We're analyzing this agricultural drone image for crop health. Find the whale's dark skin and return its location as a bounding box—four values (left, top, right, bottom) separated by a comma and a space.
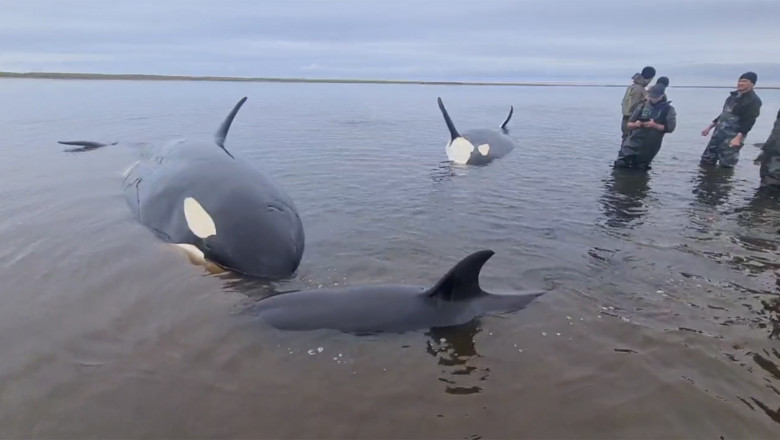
437, 97, 518, 166
251, 250, 547, 335
57, 97, 305, 280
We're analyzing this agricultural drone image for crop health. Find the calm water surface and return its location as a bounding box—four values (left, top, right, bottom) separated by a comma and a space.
0, 79, 778, 439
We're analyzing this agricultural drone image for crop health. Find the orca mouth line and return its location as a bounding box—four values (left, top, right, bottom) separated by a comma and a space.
205, 255, 297, 281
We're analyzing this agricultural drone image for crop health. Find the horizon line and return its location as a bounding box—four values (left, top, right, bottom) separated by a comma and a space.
1, 70, 778, 90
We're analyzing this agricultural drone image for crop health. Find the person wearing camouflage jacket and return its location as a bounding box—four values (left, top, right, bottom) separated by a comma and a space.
753, 107, 780, 188
700, 72, 762, 168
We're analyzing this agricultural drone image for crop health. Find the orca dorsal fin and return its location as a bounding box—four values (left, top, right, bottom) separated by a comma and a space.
214, 96, 247, 159
425, 250, 495, 301
437, 97, 460, 141
500, 105, 513, 131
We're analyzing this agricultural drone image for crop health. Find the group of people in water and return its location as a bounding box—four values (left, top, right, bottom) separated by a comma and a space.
614, 65, 780, 189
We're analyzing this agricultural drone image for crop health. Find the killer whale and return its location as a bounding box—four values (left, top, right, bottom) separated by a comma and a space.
57, 97, 305, 280
250, 250, 547, 334
437, 97, 518, 166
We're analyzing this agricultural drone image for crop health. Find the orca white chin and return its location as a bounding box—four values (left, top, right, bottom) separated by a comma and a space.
446, 137, 475, 165
171, 243, 227, 274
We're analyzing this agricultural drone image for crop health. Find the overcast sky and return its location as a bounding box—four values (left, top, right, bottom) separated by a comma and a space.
2, 0, 779, 85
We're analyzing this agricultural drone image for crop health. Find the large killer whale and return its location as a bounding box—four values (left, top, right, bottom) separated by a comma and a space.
57, 97, 305, 280
437, 97, 518, 166
250, 250, 547, 334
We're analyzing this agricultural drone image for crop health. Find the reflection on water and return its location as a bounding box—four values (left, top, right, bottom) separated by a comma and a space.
424, 321, 486, 395
760, 297, 780, 340
684, 165, 738, 238
736, 187, 780, 231
430, 160, 467, 184
692, 164, 736, 208
598, 168, 652, 230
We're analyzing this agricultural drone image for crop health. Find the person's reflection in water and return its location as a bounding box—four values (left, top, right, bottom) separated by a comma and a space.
730, 188, 780, 281
686, 165, 737, 235
424, 320, 486, 395
691, 164, 736, 208
599, 168, 652, 230
736, 186, 780, 229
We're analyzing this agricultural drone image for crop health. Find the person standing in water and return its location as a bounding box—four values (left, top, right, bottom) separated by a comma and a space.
620, 66, 656, 143
700, 72, 762, 168
613, 83, 677, 170
754, 107, 780, 188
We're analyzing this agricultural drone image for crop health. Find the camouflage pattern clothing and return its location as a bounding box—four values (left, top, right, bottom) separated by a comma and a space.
614, 97, 677, 170
700, 89, 762, 167
756, 107, 780, 188
620, 74, 651, 142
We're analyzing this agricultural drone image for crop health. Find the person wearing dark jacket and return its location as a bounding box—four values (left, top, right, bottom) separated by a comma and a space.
700, 71, 762, 167
613, 83, 677, 170
753, 107, 780, 188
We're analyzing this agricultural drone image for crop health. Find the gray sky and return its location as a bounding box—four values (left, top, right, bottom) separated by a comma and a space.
2, 0, 779, 85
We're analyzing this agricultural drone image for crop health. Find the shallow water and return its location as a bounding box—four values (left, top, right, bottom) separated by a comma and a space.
0, 78, 778, 439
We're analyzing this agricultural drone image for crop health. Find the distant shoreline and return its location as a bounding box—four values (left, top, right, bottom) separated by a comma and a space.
1, 71, 778, 89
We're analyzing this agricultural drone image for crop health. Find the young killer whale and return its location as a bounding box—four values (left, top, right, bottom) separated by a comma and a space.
437, 97, 518, 166
57, 97, 305, 280
250, 250, 547, 335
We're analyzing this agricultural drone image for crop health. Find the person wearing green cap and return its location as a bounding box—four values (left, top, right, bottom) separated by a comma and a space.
613, 83, 676, 170
620, 66, 656, 143
700, 71, 762, 168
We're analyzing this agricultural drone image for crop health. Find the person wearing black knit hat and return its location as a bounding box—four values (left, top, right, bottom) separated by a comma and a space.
700, 71, 762, 168
620, 65, 656, 143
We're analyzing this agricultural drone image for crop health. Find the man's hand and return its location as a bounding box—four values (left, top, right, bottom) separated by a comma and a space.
701, 124, 714, 137
646, 119, 664, 131
729, 133, 743, 148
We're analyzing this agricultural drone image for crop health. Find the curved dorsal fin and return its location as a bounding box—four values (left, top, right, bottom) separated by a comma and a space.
500, 105, 513, 131
437, 97, 460, 141
425, 250, 495, 301
214, 96, 248, 159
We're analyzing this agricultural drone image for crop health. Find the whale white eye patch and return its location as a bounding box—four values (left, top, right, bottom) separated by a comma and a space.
446, 137, 475, 164
183, 197, 217, 239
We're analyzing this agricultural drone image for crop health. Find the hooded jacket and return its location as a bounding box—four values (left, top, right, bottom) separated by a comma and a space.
621, 73, 651, 117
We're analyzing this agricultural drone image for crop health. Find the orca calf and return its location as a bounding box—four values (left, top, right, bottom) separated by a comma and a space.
251, 250, 547, 334
58, 97, 305, 280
